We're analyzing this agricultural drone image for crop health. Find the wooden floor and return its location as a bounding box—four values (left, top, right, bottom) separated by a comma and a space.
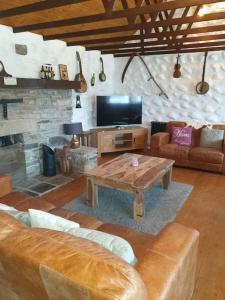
40, 155, 225, 300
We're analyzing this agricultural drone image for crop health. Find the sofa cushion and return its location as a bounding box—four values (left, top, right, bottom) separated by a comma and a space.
29, 209, 80, 232
171, 127, 192, 146
166, 121, 186, 134
159, 144, 190, 160
191, 127, 202, 147
68, 227, 137, 265
49, 208, 103, 230
189, 147, 224, 164
200, 127, 224, 150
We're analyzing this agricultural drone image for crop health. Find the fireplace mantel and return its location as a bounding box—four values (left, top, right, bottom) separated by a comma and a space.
0, 119, 36, 137
0, 77, 79, 90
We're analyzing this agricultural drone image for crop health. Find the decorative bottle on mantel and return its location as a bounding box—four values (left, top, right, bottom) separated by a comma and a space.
91, 73, 95, 86
40, 66, 45, 79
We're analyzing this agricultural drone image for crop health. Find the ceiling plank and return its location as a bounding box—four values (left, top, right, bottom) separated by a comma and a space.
0, 0, 89, 19
13, 0, 225, 33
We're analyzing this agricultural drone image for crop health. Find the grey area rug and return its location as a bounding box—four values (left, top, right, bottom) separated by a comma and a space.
64, 182, 193, 235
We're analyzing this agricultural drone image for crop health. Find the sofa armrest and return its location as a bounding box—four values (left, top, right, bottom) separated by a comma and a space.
135, 223, 199, 300
150, 133, 170, 156
0, 174, 12, 198
151, 132, 170, 148
0, 213, 148, 300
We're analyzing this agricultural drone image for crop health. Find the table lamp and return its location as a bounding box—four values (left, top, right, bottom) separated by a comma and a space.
63, 122, 83, 148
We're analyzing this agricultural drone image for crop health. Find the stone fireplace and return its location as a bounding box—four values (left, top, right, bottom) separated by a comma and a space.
0, 89, 74, 184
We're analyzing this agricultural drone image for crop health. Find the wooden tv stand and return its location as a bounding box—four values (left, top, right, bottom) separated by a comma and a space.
92, 126, 148, 157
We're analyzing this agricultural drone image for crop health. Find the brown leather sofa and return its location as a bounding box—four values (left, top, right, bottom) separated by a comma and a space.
0, 174, 199, 300
151, 121, 225, 173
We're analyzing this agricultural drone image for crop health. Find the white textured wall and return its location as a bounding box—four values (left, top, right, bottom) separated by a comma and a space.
1, 22, 225, 127
114, 52, 225, 124
72, 51, 115, 129
0, 25, 114, 130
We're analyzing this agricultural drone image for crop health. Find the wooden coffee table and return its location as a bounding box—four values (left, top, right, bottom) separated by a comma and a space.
85, 153, 174, 221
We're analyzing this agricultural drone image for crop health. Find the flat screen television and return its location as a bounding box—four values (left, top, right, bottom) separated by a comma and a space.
96, 96, 142, 126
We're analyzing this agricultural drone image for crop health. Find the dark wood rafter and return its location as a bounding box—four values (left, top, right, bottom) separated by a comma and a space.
134, 0, 148, 24
0, 0, 89, 19
102, 40, 225, 54
67, 11, 225, 46
175, 5, 202, 51
42, 17, 225, 42
140, 28, 145, 55
157, 8, 176, 46
144, 0, 162, 40
85, 24, 225, 48
121, 0, 135, 24
107, 41, 225, 55
13, 0, 225, 32
102, 0, 116, 12
86, 33, 225, 51
114, 45, 225, 57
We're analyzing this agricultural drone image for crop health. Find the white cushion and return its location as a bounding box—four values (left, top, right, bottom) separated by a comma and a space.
0, 203, 30, 226
200, 127, 224, 150
0, 203, 17, 211
28, 209, 80, 232
68, 227, 137, 265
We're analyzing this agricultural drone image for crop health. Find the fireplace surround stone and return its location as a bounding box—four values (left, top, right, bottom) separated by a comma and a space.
0, 89, 75, 183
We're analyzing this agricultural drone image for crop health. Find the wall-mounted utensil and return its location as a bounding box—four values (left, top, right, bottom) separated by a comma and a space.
76, 95, 82, 108
99, 57, 106, 82
74, 51, 87, 93
91, 73, 95, 86
0, 61, 12, 77
196, 52, 209, 95
173, 54, 181, 78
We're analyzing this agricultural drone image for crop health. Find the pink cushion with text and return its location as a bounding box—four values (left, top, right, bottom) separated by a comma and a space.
171, 127, 192, 146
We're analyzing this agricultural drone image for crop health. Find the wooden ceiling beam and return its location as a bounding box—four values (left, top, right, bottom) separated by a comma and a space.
0, 0, 89, 19
114, 46, 225, 57
121, 0, 134, 24
175, 5, 202, 49
102, 0, 116, 12
67, 10, 225, 47
135, 0, 148, 24
101, 40, 225, 54
175, 6, 192, 32
85, 33, 225, 50
13, 0, 225, 33
157, 9, 176, 46
43, 13, 225, 41
143, 0, 161, 40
